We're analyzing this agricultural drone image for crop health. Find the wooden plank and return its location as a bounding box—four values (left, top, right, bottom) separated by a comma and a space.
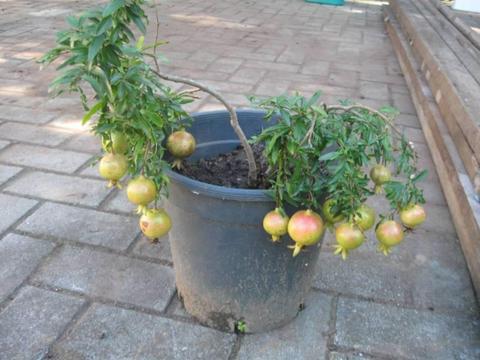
390, 0, 480, 173
384, 8, 480, 297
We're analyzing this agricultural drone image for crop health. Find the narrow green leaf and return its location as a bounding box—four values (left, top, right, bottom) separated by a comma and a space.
87, 35, 105, 63
102, 0, 125, 17
82, 100, 105, 125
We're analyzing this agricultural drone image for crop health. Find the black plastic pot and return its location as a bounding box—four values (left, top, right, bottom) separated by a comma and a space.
164, 110, 323, 333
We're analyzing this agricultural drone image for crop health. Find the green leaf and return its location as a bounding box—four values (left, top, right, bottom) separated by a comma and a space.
87, 34, 105, 63
96, 16, 112, 35
82, 100, 105, 125
131, 15, 146, 34
102, 0, 125, 17
412, 169, 428, 183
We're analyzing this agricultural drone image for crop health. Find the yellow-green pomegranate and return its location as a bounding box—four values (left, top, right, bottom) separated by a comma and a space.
127, 176, 157, 214
370, 164, 391, 194
376, 220, 404, 255
98, 153, 128, 188
400, 204, 426, 229
139, 209, 172, 240
334, 222, 365, 260
167, 130, 196, 168
263, 208, 289, 242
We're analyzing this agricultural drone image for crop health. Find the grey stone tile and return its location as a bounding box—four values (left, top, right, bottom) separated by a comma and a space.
0, 122, 74, 146
133, 237, 172, 262
0, 286, 85, 360
0, 233, 55, 302
236, 292, 331, 360
5, 171, 111, 206
329, 352, 374, 360
34, 246, 175, 311
0, 193, 37, 234
50, 304, 236, 360
18, 202, 139, 251
48, 113, 88, 131
0, 105, 56, 124
360, 81, 390, 101
318, 229, 477, 313
0, 164, 22, 185
61, 132, 102, 154
0, 144, 90, 173
335, 298, 480, 359
0, 140, 10, 150
103, 188, 137, 214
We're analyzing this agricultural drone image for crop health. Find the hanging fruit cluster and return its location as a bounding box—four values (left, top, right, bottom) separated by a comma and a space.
39, 0, 197, 241
254, 93, 427, 258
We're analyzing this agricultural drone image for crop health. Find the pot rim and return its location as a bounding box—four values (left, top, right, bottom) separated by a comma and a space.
165, 109, 272, 202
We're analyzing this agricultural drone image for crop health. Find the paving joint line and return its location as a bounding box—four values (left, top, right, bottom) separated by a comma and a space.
325, 295, 339, 359
11, 229, 173, 268
311, 286, 479, 319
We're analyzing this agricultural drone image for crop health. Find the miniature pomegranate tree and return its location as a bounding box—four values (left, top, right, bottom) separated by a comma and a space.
40, 0, 426, 256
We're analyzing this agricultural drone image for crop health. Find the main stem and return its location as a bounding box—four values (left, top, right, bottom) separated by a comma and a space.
151, 69, 258, 184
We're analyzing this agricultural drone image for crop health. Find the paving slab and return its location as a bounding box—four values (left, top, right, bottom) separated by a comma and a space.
0, 193, 37, 234
0, 104, 56, 124
50, 304, 236, 360
0, 164, 22, 185
61, 132, 102, 154
0, 140, 10, 150
34, 245, 175, 311
0, 143, 90, 173
0, 233, 55, 302
4, 170, 112, 206
0, 286, 85, 360
335, 297, 480, 359
0, 122, 74, 146
102, 188, 137, 213
132, 236, 172, 262
236, 292, 332, 360
18, 202, 139, 250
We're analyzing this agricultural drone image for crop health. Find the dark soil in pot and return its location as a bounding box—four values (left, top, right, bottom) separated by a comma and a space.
175, 143, 270, 189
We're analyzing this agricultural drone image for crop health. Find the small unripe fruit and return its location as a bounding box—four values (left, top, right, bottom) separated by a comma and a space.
102, 131, 128, 154
167, 130, 196, 168
376, 220, 404, 255
140, 209, 172, 240
353, 204, 376, 231
263, 208, 289, 242
370, 165, 391, 194
334, 223, 365, 260
287, 209, 324, 257
127, 176, 157, 214
400, 204, 426, 229
98, 153, 128, 188
322, 199, 344, 224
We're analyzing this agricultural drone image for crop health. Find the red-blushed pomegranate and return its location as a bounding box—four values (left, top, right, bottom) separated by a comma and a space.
287, 209, 324, 257
139, 208, 172, 241
263, 208, 289, 242
370, 164, 391, 194
400, 204, 426, 229
98, 153, 128, 188
334, 223, 365, 260
167, 130, 196, 168
322, 199, 344, 226
375, 220, 404, 255
127, 176, 157, 214
353, 204, 376, 231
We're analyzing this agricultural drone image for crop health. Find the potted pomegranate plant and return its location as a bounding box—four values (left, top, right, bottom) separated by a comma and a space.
40, 0, 427, 333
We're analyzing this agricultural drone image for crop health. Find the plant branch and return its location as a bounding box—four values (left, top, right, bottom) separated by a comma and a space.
151, 69, 258, 183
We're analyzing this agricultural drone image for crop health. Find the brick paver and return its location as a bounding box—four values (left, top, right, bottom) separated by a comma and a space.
0, 0, 478, 359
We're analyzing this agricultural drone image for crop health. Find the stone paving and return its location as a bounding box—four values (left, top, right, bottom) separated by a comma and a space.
0, 0, 479, 359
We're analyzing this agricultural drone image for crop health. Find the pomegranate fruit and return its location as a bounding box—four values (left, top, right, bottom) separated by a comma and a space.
334, 223, 365, 260
98, 153, 128, 188
353, 204, 376, 231
127, 176, 157, 214
263, 208, 289, 242
287, 209, 324, 257
167, 130, 196, 168
400, 204, 426, 229
375, 220, 404, 255
322, 199, 344, 226
370, 164, 391, 194
139, 208, 172, 241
